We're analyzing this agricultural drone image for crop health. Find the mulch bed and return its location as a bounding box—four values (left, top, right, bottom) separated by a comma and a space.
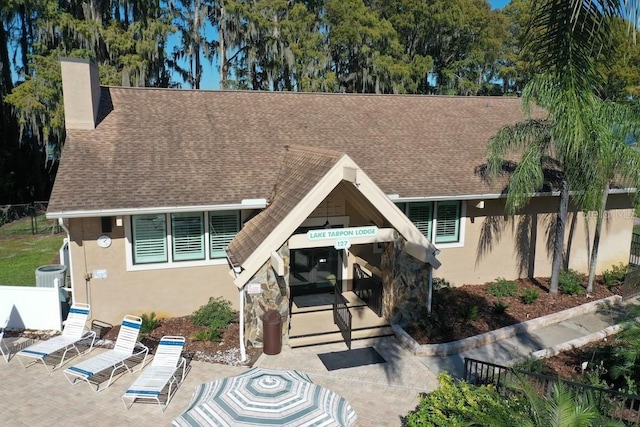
404, 277, 617, 345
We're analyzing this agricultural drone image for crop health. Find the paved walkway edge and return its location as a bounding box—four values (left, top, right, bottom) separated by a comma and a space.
393, 295, 623, 357
511, 315, 640, 365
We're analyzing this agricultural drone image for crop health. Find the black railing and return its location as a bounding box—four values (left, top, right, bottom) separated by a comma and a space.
631, 233, 640, 267
333, 283, 352, 349
464, 357, 640, 425
353, 263, 383, 317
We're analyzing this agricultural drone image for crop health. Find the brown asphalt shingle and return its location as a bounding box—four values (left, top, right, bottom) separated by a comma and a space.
48, 88, 536, 214
227, 145, 343, 266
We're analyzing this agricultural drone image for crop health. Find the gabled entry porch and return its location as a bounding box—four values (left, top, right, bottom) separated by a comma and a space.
225, 146, 440, 357
289, 263, 391, 348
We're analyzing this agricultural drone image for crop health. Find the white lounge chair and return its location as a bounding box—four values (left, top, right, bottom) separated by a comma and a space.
63, 314, 148, 393
16, 303, 96, 370
0, 315, 10, 363
122, 335, 187, 412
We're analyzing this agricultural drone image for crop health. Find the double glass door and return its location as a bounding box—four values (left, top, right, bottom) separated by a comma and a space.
290, 247, 341, 296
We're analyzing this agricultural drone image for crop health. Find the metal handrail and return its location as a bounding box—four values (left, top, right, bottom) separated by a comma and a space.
464, 357, 640, 425
353, 264, 383, 317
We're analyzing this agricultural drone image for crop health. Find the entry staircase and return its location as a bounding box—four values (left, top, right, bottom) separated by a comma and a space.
288, 291, 393, 348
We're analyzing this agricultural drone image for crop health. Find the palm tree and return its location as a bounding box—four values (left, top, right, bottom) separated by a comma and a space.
489, 1, 640, 294
487, 113, 568, 294
511, 377, 624, 427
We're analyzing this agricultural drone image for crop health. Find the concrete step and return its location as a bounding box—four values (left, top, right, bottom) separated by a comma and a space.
289, 325, 394, 348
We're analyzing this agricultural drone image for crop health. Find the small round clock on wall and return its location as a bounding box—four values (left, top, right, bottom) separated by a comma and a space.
97, 234, 112, 248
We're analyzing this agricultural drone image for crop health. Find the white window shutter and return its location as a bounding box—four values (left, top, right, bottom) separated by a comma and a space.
132, 214, 168, 264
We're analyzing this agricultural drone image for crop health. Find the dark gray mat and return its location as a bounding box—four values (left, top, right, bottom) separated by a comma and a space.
293, 293, 338, 308
318, 347, 386, 371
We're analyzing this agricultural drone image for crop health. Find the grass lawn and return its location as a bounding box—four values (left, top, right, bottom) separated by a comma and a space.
0, 216, 64, 286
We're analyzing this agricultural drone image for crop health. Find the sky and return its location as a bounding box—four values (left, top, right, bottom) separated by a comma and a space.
489, 0, 510, 9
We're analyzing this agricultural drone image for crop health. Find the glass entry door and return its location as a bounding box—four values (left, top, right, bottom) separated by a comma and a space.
290, 247, 341, 296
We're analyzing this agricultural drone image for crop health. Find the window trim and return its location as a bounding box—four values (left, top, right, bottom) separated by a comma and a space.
402, 201, 466, 249
125, 210, 242, 271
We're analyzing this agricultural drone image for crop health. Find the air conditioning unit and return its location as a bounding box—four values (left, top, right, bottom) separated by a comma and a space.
35, 264, 67, 288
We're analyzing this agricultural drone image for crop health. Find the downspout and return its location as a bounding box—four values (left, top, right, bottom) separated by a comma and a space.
427, 265, 433, 314
227, 255, 247, 363
57, 218, 75, 304
239, 287, 247, 362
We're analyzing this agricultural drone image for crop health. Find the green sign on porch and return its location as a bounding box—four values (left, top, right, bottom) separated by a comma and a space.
306, 226, 378, 241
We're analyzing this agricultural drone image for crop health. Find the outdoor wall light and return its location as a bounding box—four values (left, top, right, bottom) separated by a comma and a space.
475, 200, 485, 209
115, 216, 123, 227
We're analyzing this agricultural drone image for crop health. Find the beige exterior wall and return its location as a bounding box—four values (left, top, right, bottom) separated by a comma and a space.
436, 194, 634, 286
67, 217, 239, 325
65, 192, 634, 323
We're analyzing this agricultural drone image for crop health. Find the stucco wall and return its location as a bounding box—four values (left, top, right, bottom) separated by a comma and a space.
436, 194, 634, 286
67, 217, 240, 325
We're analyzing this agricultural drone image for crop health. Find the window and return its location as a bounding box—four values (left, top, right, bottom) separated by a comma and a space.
435, 201, 461, 243
130, 210, 241, 266
407, 203, 433, 241
172, 212, 205, 261
210, 211, 240, 259
132, 214, 168, 264
403, 201, 463, 245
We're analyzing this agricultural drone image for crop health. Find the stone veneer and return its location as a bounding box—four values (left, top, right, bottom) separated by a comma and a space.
380, 236, 431, 325
243, 244, 291, 348
244, 236, 430, 347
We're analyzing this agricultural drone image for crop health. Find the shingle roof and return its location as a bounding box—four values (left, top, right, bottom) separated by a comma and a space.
49, 88, 535, 214
227, 145, 343, 266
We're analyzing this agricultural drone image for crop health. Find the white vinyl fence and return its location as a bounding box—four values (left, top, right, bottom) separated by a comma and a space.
0, 286, 62, 331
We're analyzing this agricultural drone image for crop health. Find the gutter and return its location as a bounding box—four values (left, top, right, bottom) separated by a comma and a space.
386, 187, 635, 203
46, 199, 268, 219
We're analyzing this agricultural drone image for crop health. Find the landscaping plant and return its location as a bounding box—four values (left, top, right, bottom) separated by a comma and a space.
602, 263, 627, 288
520, 288, 539, 305
140, 312, 159, 334
558, 269, 584, 296
404, 372, 522, 426
487, 277, 519, 298
493, 300, 509, 315
191, 297, 236, 342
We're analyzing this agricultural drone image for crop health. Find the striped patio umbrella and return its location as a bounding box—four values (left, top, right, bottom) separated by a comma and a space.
172, 367, 357, 427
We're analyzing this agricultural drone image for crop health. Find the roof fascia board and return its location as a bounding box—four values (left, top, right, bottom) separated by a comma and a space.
389, 188, 635, 203
46, 199, 268, 219
352, 165, 441, 268
234, 154, 442, 288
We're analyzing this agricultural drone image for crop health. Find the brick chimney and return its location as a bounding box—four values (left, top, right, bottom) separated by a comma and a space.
60, 58, 101, 130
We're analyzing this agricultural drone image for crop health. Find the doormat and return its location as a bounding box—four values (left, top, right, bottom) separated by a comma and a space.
293, 293, 339, 308
318, 347, 386, 371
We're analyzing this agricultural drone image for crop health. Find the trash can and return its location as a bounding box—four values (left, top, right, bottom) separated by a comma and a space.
263, 310, 282, 355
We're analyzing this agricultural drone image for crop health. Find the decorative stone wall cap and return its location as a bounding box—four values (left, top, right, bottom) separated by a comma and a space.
394, 295, 623, 357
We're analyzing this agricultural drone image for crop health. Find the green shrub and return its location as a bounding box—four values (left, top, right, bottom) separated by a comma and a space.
432, 277, 451, 290
512, 357, 549, 374
192, 297, 236, 327
140, 312, 159, 334
459, 304, 479, 323
520, 288, 539, 305
191, 297, 236, 342
493, 300, 509, 314
405, 372, 522, 426
602, 263, 627, 288
558, 269, 584, 295
192, 328, 223, 343
487, 277, 519, 298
